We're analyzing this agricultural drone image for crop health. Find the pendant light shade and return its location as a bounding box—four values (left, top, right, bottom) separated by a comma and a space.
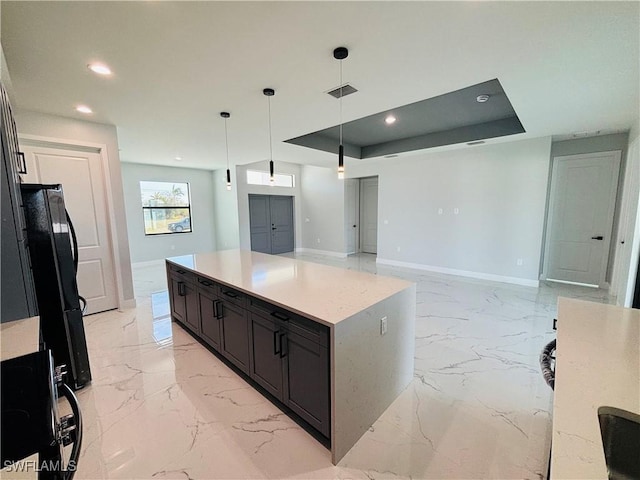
264, 88, 275, 185
221, 111, 232, 191
334, 46, 349, 179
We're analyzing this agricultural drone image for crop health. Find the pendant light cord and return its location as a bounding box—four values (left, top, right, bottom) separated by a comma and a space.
268, 95, 273, 162
224, 117, 230, 169
339, 60, 343, 146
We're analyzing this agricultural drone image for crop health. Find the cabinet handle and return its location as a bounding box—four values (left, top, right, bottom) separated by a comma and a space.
213, 299, 218, 318
176, 269, 186, 274
178, 282, 186, 296
271, 311, 289, 322
215, 300, 223, 319
552, 318, 557, 331
16, 152, 27, 174
223, 290, 238, 299
279, 333, 287, 358
199, 279, 213, 287
273, 331, 280, 355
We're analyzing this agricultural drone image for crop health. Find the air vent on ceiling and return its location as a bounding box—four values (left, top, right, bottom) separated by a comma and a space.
467, 140, 486, 146
327, 84, 358, 99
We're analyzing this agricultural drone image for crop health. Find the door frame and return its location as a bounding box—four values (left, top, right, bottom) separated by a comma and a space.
345, 178, 360, 255
359, 176, 379, 255
542, 150, 621, 288
18, 133, 133, 309
248, 193, 295, 255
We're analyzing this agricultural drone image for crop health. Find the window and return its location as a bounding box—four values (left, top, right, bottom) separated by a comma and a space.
140, 181, 192, 235
246, 170, 295, 188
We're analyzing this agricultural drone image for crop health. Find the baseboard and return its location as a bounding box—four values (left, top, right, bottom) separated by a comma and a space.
119, 298, 137, 310
295, 248, 348, 258
376, 258, 540, 287
131, 259, 166, 269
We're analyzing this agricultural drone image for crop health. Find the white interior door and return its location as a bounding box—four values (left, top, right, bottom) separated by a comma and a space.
21, 145, 118, 314
544, 151, 621, 287
360, 177, 379, 255
345, 179, 359, 254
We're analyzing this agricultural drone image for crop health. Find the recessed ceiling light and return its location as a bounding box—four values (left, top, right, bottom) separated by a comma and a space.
88, 63, 112, 75
175, 156, 182, 161
385, 115, 397, 125
76, 105, 92, 114
476, 94, 490, 103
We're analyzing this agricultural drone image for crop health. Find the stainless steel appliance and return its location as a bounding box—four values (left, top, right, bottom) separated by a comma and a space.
21, 184, 92, 390
1, 350, 83, 479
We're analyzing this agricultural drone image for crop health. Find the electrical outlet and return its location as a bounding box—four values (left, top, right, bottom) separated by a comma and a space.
396, 246, 401, 252
517, 258, 524, 266
438, 208, 443, 215
380, 316, 388, 335
317, 238, 321, 244
454, 207, 459, 215
170, 245, 175, 250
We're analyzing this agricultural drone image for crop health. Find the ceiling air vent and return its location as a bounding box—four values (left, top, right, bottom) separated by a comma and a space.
467, 140, 486, 146
327, 84, 358, 99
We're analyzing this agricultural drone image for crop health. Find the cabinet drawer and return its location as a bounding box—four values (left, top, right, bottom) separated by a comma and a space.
218, 284, 247, 308
196, 275, 217, 295
168, 263, 195, 283
250, 298, 328, 348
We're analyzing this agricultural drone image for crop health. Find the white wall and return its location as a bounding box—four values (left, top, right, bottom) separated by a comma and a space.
611, 122, 640, 305
212, 168, 240, 250
236, 161, 302, 251
14, 109, 135, 305
121, 163, 216, 263
299, 165, 345, 255
348, 137, 552, 285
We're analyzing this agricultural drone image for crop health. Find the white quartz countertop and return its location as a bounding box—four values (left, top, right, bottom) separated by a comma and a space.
552, 297, 640, 479
166, 250, 414, 326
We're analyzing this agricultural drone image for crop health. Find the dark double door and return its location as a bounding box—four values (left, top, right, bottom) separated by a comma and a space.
249, 194, 294, 255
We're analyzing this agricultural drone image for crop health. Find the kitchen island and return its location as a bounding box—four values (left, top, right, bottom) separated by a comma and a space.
551, 298, 640, 479
166, 249, 416, 464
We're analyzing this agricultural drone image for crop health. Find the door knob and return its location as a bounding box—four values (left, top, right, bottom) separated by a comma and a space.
272, 227, 276, 230
353, 225, 357, 228
591, 235, 604, 240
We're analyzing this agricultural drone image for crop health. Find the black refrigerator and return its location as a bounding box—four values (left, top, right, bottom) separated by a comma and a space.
21, 184, 92, 389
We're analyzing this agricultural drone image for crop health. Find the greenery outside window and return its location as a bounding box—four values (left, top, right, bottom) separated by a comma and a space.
140, 181, 192, 235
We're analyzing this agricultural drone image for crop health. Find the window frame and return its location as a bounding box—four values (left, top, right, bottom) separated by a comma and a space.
140, 181, 192, 236
246, 169, 295, 188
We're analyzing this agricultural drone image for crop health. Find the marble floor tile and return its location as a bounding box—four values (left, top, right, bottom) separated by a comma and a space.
55, 254, 615, 479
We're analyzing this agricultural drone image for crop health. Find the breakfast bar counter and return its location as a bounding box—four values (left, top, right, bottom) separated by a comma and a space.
166, 249, 416, 463
552, 298, 640, 479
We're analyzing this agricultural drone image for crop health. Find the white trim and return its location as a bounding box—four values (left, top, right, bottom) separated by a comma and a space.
18, 133, 131, 312
542, 150, 621, 285
545, 278, 599, 288
376, 258, 540, 287
295, 248, 348, 258
120, 299, 137, 309
132, 259, 167, 269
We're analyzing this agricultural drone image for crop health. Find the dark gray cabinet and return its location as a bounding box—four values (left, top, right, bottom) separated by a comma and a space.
198, 286, 222, 351
1, 81, 37, 323
166, 260, 330, 440
167, 265, 199, 335
249, 300, 330, 438
219, 300, 250, 374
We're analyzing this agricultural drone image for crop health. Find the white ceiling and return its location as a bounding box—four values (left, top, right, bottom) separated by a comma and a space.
1, 1, 639, 171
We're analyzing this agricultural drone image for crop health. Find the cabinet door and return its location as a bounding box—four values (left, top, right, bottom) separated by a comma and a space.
220, 301, 250, 374
199, 290, 221, 351
249, 313, 284, 400
184, 282, 200, 334
283, 329, 330, 438
169, 276, 187, 325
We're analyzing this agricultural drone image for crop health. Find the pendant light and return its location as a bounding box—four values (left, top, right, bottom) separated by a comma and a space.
263, 88, 275, 185
221, 111, 232, 191
334, 46, 348, 179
